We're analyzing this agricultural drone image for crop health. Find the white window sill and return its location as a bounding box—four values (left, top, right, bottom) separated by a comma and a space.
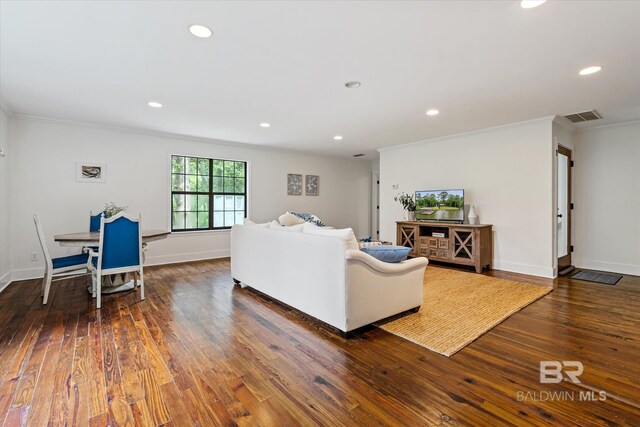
169, 229, 231, 237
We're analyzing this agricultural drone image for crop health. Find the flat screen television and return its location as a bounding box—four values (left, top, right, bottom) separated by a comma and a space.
415, 189, 465, 222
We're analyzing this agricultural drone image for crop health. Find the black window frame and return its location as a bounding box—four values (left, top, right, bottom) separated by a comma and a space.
170, 155, 247, 232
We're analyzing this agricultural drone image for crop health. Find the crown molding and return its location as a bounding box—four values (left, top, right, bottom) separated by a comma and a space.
377, 116, 555, 153
573, 118, 640, 133
11, 113, 365, 162
552, 115, 576, 134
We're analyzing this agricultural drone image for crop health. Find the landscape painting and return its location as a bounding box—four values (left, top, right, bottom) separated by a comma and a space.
415, 189, 464, 222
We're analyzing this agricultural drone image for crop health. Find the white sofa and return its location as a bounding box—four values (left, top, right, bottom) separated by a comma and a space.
230, 223, 428, 335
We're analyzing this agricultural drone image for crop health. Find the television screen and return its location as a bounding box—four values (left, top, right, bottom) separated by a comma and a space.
415, 189, 464, 222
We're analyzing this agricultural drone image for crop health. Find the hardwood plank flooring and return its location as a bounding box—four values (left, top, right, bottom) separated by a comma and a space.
0, 259, 638, 426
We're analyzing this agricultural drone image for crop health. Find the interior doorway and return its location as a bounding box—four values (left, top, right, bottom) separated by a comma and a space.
557, 145, 573, 274
372, 173, 380, 240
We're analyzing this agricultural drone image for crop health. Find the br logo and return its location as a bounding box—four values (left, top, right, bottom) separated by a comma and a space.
540, 361, 583, 383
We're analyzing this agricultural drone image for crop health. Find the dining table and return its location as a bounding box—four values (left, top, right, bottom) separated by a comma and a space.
54, 229, 170, 294
54, 229, 170, 247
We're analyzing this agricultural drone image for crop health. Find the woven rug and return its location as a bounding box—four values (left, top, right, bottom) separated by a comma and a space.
377, 267, 552, 357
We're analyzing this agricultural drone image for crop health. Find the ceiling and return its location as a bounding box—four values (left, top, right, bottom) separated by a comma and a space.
1, 1, 639, 158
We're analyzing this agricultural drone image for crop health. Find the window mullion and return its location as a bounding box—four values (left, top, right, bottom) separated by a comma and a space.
209, 158, 213, 230
171, 156, 246, 232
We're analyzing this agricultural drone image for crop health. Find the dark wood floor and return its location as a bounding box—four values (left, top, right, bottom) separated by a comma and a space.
0, 259, 639, 426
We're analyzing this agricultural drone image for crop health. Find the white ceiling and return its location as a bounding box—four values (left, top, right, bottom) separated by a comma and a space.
1, 1, 639, 158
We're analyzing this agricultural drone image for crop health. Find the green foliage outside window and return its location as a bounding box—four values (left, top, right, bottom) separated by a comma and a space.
171, 155, 247, 231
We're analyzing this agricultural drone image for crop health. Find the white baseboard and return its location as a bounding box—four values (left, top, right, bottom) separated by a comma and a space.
10, 267, 45, 282
0, 271, 11, 293
0, 250, 231, 293
575, 259, 640, 276
492, 260, 555, 279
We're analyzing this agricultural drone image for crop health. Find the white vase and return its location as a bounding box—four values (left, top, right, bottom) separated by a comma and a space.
405, 211, 416, 221
468, 205, 479, 225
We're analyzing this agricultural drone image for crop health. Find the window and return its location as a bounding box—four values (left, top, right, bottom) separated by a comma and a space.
171, 155, 247, 231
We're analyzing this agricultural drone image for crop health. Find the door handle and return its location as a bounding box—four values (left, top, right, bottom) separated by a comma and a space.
557, 214, 563, 218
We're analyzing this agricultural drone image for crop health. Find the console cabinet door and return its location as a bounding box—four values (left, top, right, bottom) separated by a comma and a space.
451, 228, 476, 265
398, 224, 419, 256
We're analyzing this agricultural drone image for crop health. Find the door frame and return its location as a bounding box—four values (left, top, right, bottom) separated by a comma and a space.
557, 145, 572, 271
371, 173, 380, 240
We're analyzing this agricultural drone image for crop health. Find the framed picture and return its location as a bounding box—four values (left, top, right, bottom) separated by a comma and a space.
76, 162, 107, 183
305, 175, 319, 196
287, 173, 303, 195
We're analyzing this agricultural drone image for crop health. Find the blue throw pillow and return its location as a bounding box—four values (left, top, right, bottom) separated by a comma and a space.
361, 245, 411, 263
290, 211, 325, 227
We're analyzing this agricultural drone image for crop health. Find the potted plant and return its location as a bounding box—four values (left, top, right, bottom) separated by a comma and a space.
394, 192, 416, 221
103, 202, 128, 218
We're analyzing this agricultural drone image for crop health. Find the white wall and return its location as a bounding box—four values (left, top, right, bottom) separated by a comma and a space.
573, 121, 640, 275
379, 119, 555, 278
0, 108, 10, 291
8, 116, 371, 281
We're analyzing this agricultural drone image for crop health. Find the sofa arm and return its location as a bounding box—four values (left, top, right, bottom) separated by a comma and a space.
345, 249, 428, 274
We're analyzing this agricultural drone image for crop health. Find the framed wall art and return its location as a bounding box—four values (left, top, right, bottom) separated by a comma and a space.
76, 162, 107, 183
287, 173, 303, 195
305, 175, 319, 196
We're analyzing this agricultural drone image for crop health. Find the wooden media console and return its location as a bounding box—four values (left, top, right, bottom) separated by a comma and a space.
396, 221, 493, 273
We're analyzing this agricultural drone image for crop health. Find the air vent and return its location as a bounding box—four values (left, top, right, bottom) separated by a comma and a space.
563, 110, 602, 123
353, 153, 365, 157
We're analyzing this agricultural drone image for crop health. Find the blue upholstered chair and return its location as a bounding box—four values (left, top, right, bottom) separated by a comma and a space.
86, 212, 144, 308
33, 214, 89, 305
89, 211, 102, 232
85, 211, 103, 253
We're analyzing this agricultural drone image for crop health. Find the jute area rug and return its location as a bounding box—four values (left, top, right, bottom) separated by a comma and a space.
377, 267, 552, 357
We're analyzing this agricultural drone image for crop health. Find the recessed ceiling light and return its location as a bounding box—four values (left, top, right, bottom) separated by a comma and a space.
426, 109, 439, 116
148, 101, 163, 108
259, 122, 271, 128
579, 66, 602, 76
189, 24, 213, 38
334, 135, 343, 141
520, 0, 547, 9
345, 81, 361, 89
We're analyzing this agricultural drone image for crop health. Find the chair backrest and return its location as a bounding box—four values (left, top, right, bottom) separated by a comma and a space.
89, 211, 103, 232
98, 212, 142, 271
32, 214, 53, 268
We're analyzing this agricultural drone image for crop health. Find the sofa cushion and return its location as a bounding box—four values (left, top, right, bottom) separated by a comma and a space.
278, 212, 305, 226
361, 245, 411, 263
269, 220, 304, 232
244, 219, 269, 227
303, 223, 359, 250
